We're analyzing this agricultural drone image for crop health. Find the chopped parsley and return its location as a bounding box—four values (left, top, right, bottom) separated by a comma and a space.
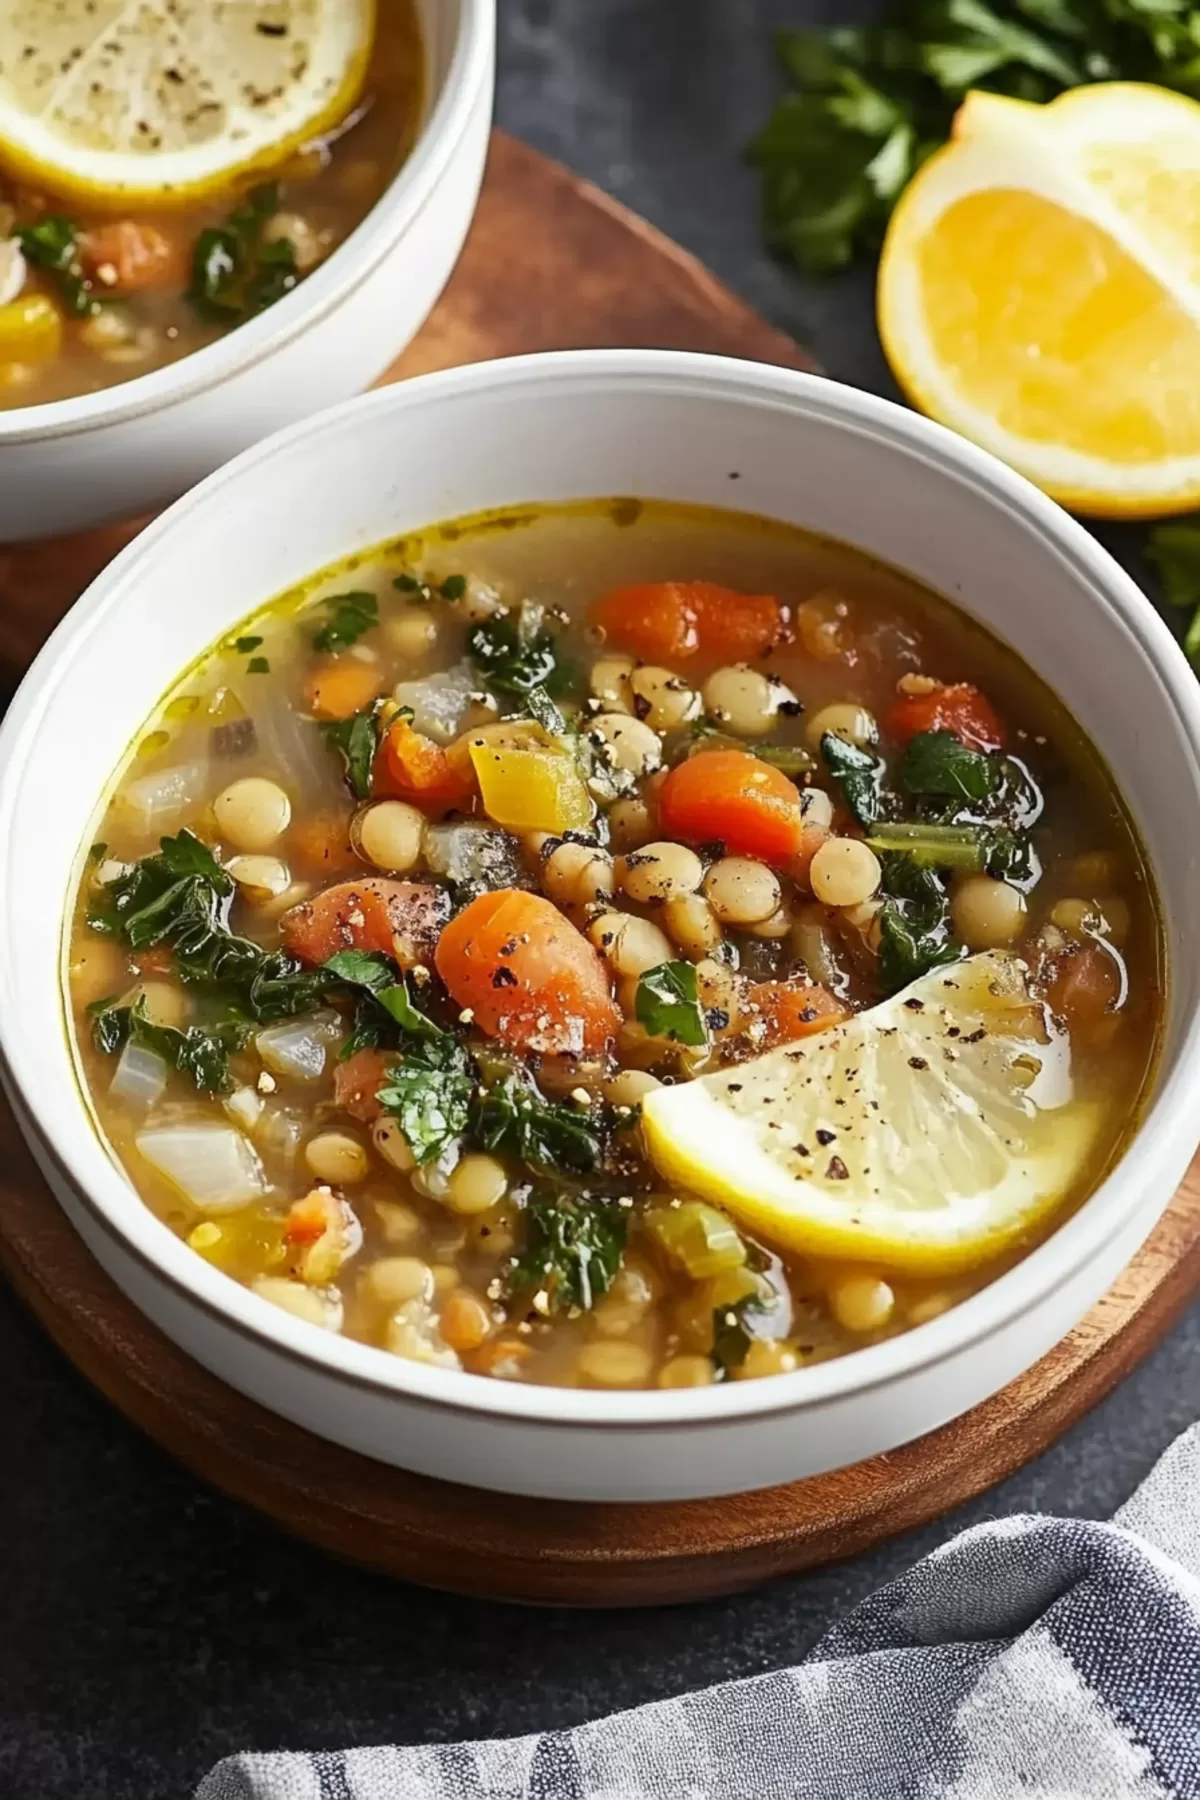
376, 1040, 476, 1167
711, 1291, 768, 1376
312, 590, 379, 653
394, 571, 467, 604
247, 656, 270, 675
635, 960, 708, 1048
234, 635, 263, 654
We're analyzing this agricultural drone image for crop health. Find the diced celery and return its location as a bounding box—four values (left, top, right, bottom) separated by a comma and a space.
645, 1200, 747, 1278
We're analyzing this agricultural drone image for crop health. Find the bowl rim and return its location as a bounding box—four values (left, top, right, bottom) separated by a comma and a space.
4, 346, 1200, 1432
0, 0, 495, 447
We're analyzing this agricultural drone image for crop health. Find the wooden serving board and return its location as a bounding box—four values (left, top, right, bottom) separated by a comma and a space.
1, 133, 1197, 1607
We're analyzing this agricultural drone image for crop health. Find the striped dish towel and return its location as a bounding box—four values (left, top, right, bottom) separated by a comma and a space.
198, 1424, 1200, 1800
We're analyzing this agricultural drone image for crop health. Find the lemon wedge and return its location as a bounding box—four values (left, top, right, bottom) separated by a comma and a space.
878, 82, 1200, 518
641, 952, 1102, 1277
0, 0, 375, 208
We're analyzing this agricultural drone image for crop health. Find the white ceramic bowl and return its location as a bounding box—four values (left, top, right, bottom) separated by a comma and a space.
0, 0, 494, 543
3, 350, 1199, 1504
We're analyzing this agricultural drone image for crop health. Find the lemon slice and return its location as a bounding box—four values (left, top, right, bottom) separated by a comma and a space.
0, 0, 375, 208
878, 82, 1200, 518
641, 952, 1102, 1277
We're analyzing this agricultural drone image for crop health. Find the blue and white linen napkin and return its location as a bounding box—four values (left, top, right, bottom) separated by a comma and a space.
199, 1423, 1200, 1800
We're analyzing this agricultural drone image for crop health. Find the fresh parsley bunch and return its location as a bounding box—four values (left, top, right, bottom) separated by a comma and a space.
750, 0, 1200, 277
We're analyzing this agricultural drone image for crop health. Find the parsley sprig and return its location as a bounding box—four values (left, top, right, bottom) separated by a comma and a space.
750, 0, 1200, 276
188, 183, 298, 322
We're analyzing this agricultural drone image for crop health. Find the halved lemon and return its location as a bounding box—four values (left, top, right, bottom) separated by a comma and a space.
0, 0, 375, 208
641, 952, 1101, 1277
878, 82, 1200, 517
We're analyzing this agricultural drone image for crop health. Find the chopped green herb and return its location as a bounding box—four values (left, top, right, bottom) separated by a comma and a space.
468, 600, 565, 695
901, 730, 999, 806
324, 948, 445, 1055
312, 590, 379, 654
188, 184, 298, 323
876, 854, 963, 993
636, 960, 708, 1048
246, 656, 270, 674
1148, 519, 1200, 662
474, 1071, 606, 1176
392, 571, 468, 604
509, 1192, 627, 1312
87, 995, 248, 1095
87, 841, 109, 864
318, 700, 390, 800
439, 573, 467, 601
750, 1, 1190, 277
234, 635, 263, 654
17, 216, 100, 316
821, 732, 889, 828
376, 1039, 476, 1166
712, 1291, 767, 1376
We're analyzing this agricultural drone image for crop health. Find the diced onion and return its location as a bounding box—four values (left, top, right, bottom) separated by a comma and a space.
136, 1125, 266, 1213
255, 1011, 342, 1082
222, 1085, 264, 1132
117, 761, 208, 833
252, 679, 345, 802
394, 658, 482, 743
110, 1040, 169, 1111
424, 822, 523, 893
0, 241, 26, 308
256, 1105, 304, 1171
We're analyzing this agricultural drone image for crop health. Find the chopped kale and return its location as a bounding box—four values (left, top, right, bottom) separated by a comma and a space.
473, 1071, 605, 1176
318, 700, 392, 800
820, 731, 889, 828
900, 729, 1000, 807
711, 1291, 768, 1376
188, 184, 298, 323
509, 1192, 627, 1312
375, 1037, 476, 1166
468, 600, 566, 695
87, 995, 248, 1095
875, 854, 963, 993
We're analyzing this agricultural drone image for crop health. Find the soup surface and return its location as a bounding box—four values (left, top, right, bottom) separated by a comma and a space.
66, 501, 1163, 1391
0, 2, 422, 407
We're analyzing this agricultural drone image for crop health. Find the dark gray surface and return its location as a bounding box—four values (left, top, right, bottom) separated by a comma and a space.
4, 5, 1199, 1797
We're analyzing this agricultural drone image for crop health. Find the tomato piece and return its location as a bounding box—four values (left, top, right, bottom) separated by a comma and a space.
593, 581, 784, 667
79, 221, 188, 293
280, 878, 449, 968
1048, 944, 1121, 1027
888, 683, 1006, 753
657, 749, 805, 866
435, 889, 620, 1057
745, 979, 848, 1049
374, 718, 476, 815
333, 1048, 393, 1123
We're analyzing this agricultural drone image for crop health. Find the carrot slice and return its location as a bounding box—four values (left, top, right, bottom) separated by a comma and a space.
374, 717, 476, 816
658, 749, 805, 865
888, 683, 1006, 753
435, 889, 619, 1057
305, 661, 383, 721
280, 878, 449, 968
593, 581, 784, 667
79, 221, 188, 293
745, 979, 848, 1048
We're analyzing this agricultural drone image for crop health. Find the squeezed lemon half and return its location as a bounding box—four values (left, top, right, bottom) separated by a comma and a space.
878, 82, 1200, 517
642, 952, 1102, 1277
0, 0, 375, 208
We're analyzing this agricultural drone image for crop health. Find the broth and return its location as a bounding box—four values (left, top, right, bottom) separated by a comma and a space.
64, 500, 1163, 1390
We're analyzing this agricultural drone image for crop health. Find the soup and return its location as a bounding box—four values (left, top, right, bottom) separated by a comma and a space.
0, 1, 422, 407
65, 501, 1163, 1390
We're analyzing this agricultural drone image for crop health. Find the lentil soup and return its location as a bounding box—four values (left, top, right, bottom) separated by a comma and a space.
65, 500, 1163, 1391
0, 1, 423, 407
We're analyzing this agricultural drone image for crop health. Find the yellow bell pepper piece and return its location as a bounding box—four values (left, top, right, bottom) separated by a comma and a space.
469, 734, 593, 833
0, 293, 64, 366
